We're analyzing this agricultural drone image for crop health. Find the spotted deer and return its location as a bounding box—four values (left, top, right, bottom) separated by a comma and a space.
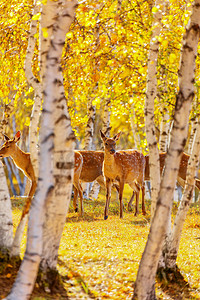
127, 151, 200, 208
144, 152, 200, 189
0, 132, 84, 218
100, 130, 146, 219
0, 131, 37, 221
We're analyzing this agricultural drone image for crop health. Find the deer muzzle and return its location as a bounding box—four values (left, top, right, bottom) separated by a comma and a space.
110, 149, 115, 154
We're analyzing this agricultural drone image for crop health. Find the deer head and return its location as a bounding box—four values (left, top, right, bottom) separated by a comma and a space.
100, 130, 121, 155
0, 131, 21, 158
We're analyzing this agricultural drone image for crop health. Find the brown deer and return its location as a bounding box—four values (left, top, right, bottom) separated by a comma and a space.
73, 151, 84, 215
127, 151, 200, 209
144, 152, 200, 189
73, 150, 105, 213
0, 131, 37, 220
100, 130, 146, 219
73, 150, 146, 216
0, 132, 84, 219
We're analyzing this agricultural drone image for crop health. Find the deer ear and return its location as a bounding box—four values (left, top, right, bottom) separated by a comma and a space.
3, 134, 10, 141
100, 130, 106, 141
14, 131, 21, 143
113, 132, 121, 141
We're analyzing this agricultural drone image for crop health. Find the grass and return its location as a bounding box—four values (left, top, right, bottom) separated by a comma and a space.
1, 187, 200, 299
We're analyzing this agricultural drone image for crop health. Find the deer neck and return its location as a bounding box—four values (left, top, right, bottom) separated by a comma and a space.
104, 150, 116, 166
10, 145, 28, 170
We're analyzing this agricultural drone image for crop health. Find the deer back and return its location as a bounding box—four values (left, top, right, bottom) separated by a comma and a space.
78, 150, 104, 182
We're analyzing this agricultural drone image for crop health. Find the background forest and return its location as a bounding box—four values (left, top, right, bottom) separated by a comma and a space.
1, 0, 200, 299
1, 0, 200, 159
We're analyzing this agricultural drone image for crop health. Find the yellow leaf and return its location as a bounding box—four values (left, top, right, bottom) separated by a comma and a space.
169, 53, 176, 64
6, 273, 12, 278
42, 28, 48, 38
66, 32, 73, 39
32, 13, 41, 21
162, 40, 168, 48
152, 6, 159, 13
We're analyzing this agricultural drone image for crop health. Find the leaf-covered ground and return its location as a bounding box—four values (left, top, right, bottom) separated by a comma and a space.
1, 188, 200, 299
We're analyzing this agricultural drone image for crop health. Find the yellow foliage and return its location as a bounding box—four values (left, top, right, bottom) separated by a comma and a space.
42, 27, 48, 38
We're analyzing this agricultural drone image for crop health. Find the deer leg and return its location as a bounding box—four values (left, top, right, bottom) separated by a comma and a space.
20, 178, 37, 221
104, 178, 112, 220
129, 182, 140, 216
141, 185, 146, 215
128, 191, 135, 211
119, 180, 124, 219
78, 183, 83, 216
73, 186, 79, 212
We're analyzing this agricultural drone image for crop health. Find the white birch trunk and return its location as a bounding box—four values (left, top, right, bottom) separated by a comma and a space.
165, 118, 200, 269
0, 113, 13, 254
83, 95, 96, 197
159, 109, 170, 152
10, 1, 42, 258
0, 161, 13, 252
40, 0, 77, 272
133, 1, 200, 298
24, 0, 42, 179
188, 116, 197, 153
144, 0, 164, 220
90, 97, 111, 199
5, 1, 77, 299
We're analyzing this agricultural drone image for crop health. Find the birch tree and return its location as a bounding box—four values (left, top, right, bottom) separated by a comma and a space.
5, 1, 77, 299
159, 108, 170, 152
0, 108, 14, 257
144, 0, 165, 219
163, 118, 200, 271
133, 1, 200, 299
10, 2, 42, 258
90, 96, 111, 199
24, 0, 42, 180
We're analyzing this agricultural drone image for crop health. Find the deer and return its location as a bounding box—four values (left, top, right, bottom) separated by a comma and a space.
144, 152, 200, 189
73, 150, 105, 213
73, 150, 146, 216
127, 151, 200, 208
0, 132, 84, 219
73, 151, 84, 215
100, 130, 146, 220
0, 131, 37, 221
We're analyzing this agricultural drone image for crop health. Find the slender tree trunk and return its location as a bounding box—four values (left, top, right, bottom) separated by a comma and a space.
40, 0, 77, 276
24, 0, 42, 179
6, 1, 77, 299
159, 109, 170, 152
90, 97, 111, 199
10, 1, 42, 258
133, 1, 200, 298
144, 0, 165, 220
0, 161, 13, 253
130, 108, 141, 149
163, 118, 200, 270
0, 111, 13, 256
82, 99, 96, 197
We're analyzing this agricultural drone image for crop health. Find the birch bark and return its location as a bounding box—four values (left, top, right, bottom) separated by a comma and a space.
0, 112, 13, 255
11, 1, 42, 257
133, 1, 200, 298
159, 109, 170, 152
40, 0, 77, 275
164, 118, 200, 270
90, 97, 111, 199
144, 0, 164, 220
5, 1, 77, 299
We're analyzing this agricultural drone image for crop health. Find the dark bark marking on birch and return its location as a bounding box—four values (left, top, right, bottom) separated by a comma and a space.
56, 161, 73, 169
42, 132, 54, 144
55, 114, 70, 125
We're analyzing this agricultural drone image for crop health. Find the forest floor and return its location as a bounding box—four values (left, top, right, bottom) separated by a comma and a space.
1, 188, 200, 299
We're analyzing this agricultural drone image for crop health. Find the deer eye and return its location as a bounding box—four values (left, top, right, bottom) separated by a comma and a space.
105, 142, 108, 146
